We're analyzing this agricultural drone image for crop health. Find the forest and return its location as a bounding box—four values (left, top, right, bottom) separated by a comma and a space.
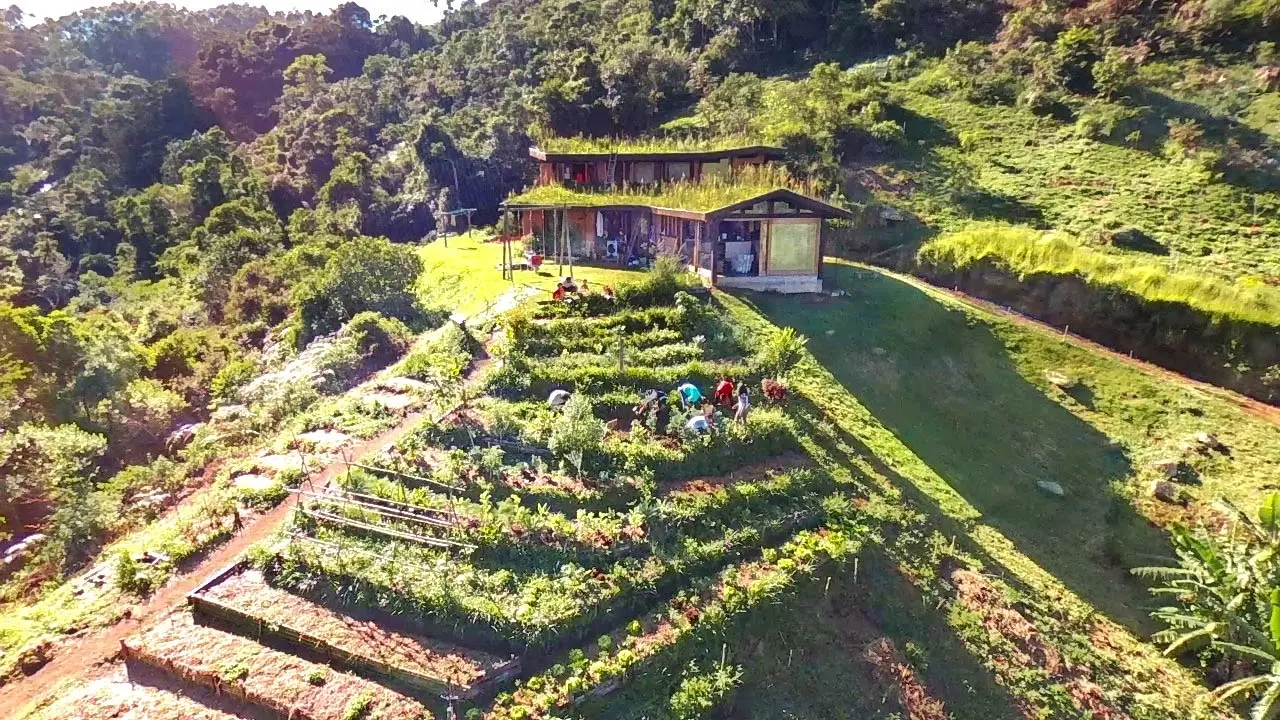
1, 0, 1280, 711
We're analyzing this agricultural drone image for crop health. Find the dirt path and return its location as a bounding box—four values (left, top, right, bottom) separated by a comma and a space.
875, 264, 1280, 427
1, 328, 497, 720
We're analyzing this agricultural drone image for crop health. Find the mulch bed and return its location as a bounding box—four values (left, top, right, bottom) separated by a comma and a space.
33, 667, 249, 720
123, 611, 432, 720
200, 569, 505, 689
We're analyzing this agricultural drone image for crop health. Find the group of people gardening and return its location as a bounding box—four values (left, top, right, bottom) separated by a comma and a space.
638, 377, 750, 435
548, 377, 750, 436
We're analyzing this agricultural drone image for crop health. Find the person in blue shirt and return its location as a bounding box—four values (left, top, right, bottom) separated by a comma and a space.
676, 382, 702, 408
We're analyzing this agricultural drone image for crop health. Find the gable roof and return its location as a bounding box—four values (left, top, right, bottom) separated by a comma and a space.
707, 188, 854, 220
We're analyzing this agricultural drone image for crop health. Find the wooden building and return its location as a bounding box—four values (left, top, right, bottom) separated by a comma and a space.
503, 143, 852, 294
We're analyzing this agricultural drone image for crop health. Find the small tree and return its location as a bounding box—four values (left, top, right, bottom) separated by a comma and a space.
548, 394, 604, 475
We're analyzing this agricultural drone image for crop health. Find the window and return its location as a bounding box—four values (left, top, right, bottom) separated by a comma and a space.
667, 161, 691, 181
633, 162, 656, 183
766, 220, 819, 275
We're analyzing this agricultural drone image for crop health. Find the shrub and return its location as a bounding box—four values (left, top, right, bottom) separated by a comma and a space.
548, 395, 605, 474
112, 549, 152, 595
761, 378, 789, 403
616, 255, 696, 308
345, 311, 412, 361
296, 237, 429, 342
306, 668, 327, 686
212, 358, 257, 402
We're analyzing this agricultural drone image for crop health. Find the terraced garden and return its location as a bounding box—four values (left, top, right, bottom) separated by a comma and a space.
21, 261, 1269, 719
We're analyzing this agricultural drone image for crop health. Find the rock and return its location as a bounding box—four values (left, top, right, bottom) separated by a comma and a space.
211, 404, 251, 422
16, 640, 53, 675
871, 347, 887, 356
879, 205, 904, 222
1151, 480, 1184, 505
1151, 459, 1182, 478
1193, 432, 1228, 454
1044, 370, 1073, 388
1036, 480, 1065, 497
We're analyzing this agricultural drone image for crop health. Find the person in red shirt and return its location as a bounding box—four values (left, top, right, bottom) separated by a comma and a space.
713, 378, 735, 407
552, 283, 566, 302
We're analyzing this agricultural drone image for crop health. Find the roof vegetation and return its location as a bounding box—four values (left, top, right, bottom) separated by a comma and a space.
504, 170, 830, 213
532, 133, 777, 155
919, 225, 1280, 327
505, 166, 829, 212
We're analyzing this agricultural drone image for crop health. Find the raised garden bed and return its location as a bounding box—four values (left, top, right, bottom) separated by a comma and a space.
122, 611, 433, 720
33, 667, 251, 720
190, 565, 520, 700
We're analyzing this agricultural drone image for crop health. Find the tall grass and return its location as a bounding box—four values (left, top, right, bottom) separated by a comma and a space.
533, 132, 773, 155
505, 166, 823, 211
920, 225, 1280, 326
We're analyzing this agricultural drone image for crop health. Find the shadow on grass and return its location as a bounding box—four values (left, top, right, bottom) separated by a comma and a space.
735, 264, 1171, 636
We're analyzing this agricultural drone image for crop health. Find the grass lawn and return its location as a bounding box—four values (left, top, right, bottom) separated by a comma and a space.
415, 232, 642, 318
726, 259, 1280, 637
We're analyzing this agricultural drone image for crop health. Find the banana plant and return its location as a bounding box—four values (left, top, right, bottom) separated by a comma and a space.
1135, 492, 1280, 719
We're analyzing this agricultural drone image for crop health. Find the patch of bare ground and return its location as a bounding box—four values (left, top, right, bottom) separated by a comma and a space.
660, 452, 810, 496
123, 611, 431, 720
950, 569, 1124, 720
199, 569, 506, 689
827, 594, 949, 720
27, 665, 261, 720
862, 638, 949, 720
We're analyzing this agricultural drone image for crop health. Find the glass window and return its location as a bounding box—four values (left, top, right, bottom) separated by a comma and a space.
633, 162, 655, 183
766, 221, 819, 274
667, 161, 691, 180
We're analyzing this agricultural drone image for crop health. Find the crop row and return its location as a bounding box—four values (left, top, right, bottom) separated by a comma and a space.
484, 524, 861, 719
257, 493, 844, 656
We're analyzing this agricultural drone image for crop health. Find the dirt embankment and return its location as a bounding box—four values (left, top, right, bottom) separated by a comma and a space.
916, 262, 1280, 405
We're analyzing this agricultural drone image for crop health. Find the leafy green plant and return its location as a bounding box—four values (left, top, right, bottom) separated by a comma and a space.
548, 394, 605, 475
307, 668, 327, 685
668, 660, 743, 719
758, 327, 809, 379
1135, 492, 1280, 718
342, 690, 374, 720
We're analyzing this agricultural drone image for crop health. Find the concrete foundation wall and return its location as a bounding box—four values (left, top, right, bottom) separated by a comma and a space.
714, 274, 823, 294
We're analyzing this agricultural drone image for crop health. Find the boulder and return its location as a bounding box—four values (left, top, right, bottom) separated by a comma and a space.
1192, 432, 1228, 454
1036, 480, 1065, 497
1151, 480, 1185, 505
166, 423, 201, 452
1151, 458, 1182, 478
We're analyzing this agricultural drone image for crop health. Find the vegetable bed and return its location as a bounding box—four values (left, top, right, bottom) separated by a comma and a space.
192, 566, 519, 699
122, 612, 433, 720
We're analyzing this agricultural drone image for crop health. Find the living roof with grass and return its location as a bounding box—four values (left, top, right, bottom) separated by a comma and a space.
504, 168, 840, 214
531, 133, 782, 158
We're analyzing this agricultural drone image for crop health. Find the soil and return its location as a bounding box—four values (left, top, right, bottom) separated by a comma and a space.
198, 569, 505, 687
29, 665, 262, 720
950, 569, 1124, 720
0, 336, 497, 720
660, 453, 810, 496
124, 612, 427, 720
